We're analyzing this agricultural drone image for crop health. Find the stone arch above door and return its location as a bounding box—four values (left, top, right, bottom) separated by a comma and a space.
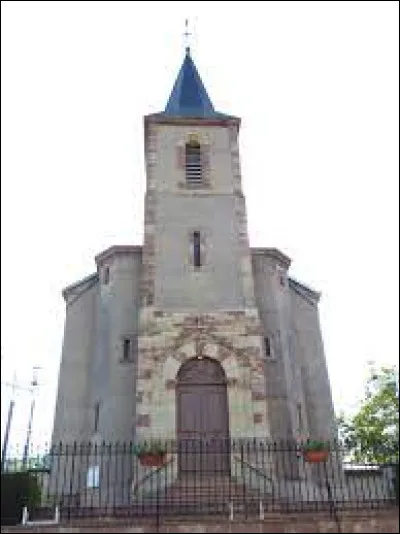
177, 356, 227, 385
136, 328, 269, 441
160, 339, 241, 387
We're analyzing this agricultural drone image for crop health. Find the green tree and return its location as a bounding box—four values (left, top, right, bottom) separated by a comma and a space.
337, 363, 399, 464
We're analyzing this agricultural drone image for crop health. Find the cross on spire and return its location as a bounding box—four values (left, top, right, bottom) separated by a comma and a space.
183, 19, 191, 54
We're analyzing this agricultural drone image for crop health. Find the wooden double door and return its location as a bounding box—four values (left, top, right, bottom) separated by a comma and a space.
176, 358, 230, 475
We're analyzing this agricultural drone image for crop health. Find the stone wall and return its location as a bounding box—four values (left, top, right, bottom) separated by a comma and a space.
135, 309, 269, 441
141, 119, 256, 313
52, 276, 98, 444
2, 508, 398, 533
53, 246, 142, 446
251, 249, 295, 440
93, 247, 141, 443
289, 285, 337, 441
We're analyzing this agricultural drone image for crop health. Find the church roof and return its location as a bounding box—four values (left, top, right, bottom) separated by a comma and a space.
288, 277, 321, 305
62, 272, 98, 303
161, 48, 236, 119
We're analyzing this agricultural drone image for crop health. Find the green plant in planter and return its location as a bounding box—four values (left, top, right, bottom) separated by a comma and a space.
302, 439, 331, 452
132, 442, 167, 457
301, 439, 330, 463
133, 442, 168, 467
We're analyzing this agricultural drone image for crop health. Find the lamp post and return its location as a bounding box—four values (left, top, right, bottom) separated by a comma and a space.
22, 366, 41, 469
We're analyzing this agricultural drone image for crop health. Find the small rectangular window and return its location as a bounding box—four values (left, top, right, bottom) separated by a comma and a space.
123, 339, 131, 361
185, 142, 202, 184
121, 336, 137, 363
94, 402, 100, 433
264, 337, 271, 358
103, 267, 110, 285
87, 466, 100, 488
297, 403, 303, 432
193, 231, 201, 267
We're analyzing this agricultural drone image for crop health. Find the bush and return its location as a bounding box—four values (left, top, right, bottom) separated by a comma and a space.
1, 472, 41, 526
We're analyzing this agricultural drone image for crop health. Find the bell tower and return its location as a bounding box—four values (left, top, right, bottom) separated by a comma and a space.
141, 47, 257, 312
136, 46, 269, 443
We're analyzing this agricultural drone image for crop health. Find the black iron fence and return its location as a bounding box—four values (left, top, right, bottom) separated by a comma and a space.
1, 439, 398, 525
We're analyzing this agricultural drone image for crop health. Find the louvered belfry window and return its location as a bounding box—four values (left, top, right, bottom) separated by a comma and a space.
185, 141, 202, 184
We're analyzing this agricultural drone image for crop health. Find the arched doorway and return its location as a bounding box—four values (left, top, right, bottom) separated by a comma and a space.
176, 357, 230, 475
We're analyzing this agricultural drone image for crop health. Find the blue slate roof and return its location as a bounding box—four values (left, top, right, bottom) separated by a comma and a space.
161, 48, 235, 119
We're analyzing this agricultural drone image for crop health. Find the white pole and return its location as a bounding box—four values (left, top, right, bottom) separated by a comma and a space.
21, 506, 29, 525
1, 372, 17, 471
22, 367, 41, 468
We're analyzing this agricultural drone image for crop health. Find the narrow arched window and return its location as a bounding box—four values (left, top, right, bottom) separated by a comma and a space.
94, 402, 100, 433
264, 337, 272, 358
103, 266, 110, 285
185, 141, 202, 184
123, 339, 131, 362
193, 231, 201, 267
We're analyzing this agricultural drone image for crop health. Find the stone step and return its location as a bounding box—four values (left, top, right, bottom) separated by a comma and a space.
164, 483, 248, 492
153, 477, 272, 505
163, 493, 251, 497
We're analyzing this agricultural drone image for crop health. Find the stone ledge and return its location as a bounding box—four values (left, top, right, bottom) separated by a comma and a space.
2, 508, 398, 533
95, 245, 143, 267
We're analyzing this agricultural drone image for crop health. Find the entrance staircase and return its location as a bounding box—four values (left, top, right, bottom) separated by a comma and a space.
135, 474, 278, 517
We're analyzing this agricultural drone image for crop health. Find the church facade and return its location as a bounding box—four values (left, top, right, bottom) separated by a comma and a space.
52, 48, 336, 451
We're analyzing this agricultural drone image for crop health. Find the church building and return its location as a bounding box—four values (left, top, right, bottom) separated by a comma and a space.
52, 46, 336, 454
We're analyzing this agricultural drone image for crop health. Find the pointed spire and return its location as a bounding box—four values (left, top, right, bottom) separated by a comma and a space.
157, 24, 236, 120
164, 49, 216, 118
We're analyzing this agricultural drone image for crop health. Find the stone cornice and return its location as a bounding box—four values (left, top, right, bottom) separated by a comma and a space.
62, 273, 98, 302
288, 277, 321, 304
95, 245, 143, 266
144, 114, 241, 130
251, 247, 291, 270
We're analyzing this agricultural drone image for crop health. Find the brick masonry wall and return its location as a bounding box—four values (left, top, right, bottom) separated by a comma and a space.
2, 508, 398, 532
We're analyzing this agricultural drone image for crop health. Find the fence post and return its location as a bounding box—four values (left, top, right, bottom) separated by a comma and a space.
324, 460, 341, 533
156, 466, 160, 532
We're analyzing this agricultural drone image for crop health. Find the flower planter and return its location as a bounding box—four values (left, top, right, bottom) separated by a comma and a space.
138, 453, 167, 467
303, 450, 329, 463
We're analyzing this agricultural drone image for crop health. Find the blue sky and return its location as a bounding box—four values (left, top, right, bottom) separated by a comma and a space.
1, 1, 399, 453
